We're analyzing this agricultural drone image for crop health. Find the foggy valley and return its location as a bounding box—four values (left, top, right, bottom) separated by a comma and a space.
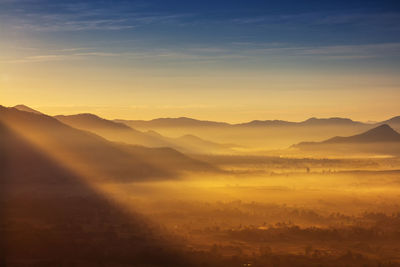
2, 1, 400, 265
2, 105, 400, 266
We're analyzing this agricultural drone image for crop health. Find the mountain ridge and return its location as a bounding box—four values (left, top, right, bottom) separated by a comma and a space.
55, 113, 235, 154
11, 104, 399, 128
13, 104, 43, 114
55, 113, 132, 130
323, 124, 400, 144
116, 116, 388, 128
292, 124, 400, 154
0, 105, 215, 181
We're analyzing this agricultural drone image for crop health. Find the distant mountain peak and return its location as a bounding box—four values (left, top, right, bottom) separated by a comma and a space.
382, 115, 400, 125
369, 123, 393, 131
359, 124, 399, 137
302, 117, 358, 125
57, 113, 103, 120
13, 104, 42, 114
293, 123, 400, 153
324, 124, 400, 144
117, 117, 230, 128
55, 113, 132, 130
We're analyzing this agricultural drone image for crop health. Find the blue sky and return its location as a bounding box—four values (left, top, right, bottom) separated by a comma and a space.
2, 0, 400, 67
3, 1, 400, 40
1, 0, 400, 121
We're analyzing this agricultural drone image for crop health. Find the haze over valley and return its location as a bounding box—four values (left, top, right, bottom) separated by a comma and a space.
2, 0, 400, 266
2, 104, 400, 266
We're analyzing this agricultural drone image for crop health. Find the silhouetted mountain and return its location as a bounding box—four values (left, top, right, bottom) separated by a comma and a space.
323, 124, 400, 144
116, 116, 376, 150
299, 117, 363, 126
16, 105, 400, 152
13, 104, 42, 114
116, 117, 230, 128
118, 116, 365, 128
292, 124, 400, 156
235, 120, 296, 127
55, 113, 177, 148
379, 116, 400, 131
295, 124, 400, 147
0, 106, 214, 182
57, 113, 234, 154
237, 117, 363, 127
381, 116, 400, 124
56, 113, 131, 130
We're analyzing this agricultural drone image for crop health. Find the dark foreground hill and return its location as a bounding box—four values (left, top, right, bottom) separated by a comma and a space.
0, 116, 194, 266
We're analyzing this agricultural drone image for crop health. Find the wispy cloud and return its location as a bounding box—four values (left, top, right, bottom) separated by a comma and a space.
287, 43, 400, 60
231, 12, 400, 28
2, 50, 120, 63
4, 42, 400, 64
225, 42, 400, 61
4, 54, 74, 63
1, 1, 190, 32
13, 17, 136, 32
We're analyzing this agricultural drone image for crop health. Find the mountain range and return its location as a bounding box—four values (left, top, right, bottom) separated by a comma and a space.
116, 116, 400, 129
11, 104, 400, 154
55, 113, 235, 154
1, 106, 195, 266
13, 105, 400, 130
2, 105, 215, 182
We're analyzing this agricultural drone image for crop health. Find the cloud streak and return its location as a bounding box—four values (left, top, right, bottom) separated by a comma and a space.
1, 1, 190, 32
4, 42, 400, 65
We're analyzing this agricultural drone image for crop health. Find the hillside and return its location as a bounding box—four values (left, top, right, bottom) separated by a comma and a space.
56, 113, 234, 154
0, 114, 193, 266
118, 117, 365, 128
116, 117, 230, 128
13, 104, 42, 114
0, 106, 214, 182
55, 113, 173, 148
324, 124, 400, 144
292, 124, 400, 156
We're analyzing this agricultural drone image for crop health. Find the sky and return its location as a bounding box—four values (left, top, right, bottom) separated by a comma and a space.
1, 0, 400, 122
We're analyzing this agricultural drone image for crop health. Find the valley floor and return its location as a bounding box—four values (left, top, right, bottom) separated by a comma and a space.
90, 155, 400, 266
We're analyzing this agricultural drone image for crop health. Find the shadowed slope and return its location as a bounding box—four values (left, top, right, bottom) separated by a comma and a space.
0, 122, 193, 266
56, 113, 234, 154
0, 106, 214, 182
1, 106, 171, 181
55, 113, 175, 148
